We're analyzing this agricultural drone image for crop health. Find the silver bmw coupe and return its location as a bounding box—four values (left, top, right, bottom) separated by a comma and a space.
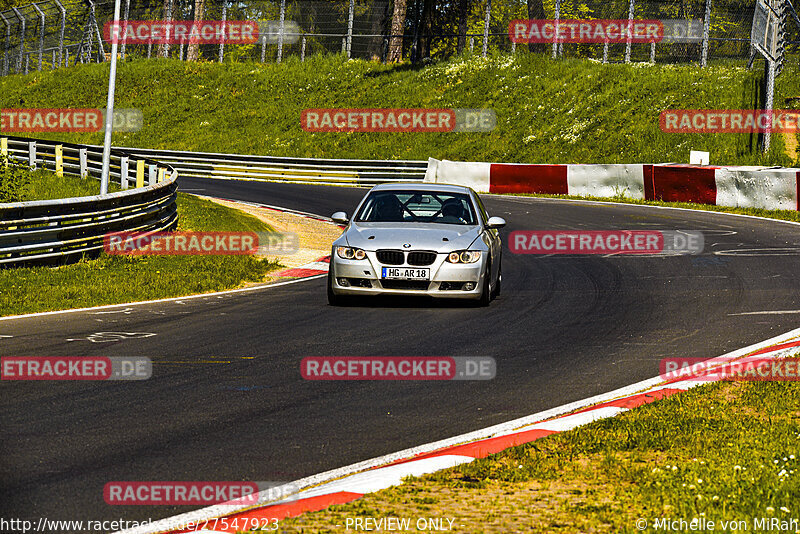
327, 183, 506, 306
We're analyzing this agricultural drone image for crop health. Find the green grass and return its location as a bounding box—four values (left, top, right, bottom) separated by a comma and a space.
0, 172, 281, 317
0, 52, 797, 167
268, 378, 800, 533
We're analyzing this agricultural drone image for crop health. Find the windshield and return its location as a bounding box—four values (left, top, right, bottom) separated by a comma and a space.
355, 191, 477, 225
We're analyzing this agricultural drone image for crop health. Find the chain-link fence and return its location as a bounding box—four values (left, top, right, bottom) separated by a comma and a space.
1, 0, 798, 76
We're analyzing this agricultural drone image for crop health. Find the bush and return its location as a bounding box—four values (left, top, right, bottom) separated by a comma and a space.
0, 155, 31, 203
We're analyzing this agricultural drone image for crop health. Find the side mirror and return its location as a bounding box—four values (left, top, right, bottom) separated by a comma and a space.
331, 211, 349, 225
487, 216, 506, 229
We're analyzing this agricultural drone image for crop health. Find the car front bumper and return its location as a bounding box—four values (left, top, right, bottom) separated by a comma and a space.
329, 250, 487, 299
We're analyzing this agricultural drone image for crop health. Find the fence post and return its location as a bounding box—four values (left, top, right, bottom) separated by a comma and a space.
12, 8, 24, 73
624, 0, 635, 63
261, 34, 266, 62
346, 0, 354, 58
31, 2, 45, 72
148, 164, 157, 185
218, 1, 227, 63
301, 35, 306, 61
52, 49, 56, 69
603, 40, 609, 63
482, 0, 491, 58
159, 0, 173, 58
650, 41, 655, 62
120, 0, 130, 59
79, 148, 88, 177
157, 167, 165, 183
1, 137, 8, 164
0, 13, 10, 76
120, 156, 129, 189
552, 0, 560, 58
136, 159, 144, 187
28, 141, 36, 169
55, 145, 64, 177
701, 0, 712, 67
277, 0, 286, 63
470, 36, 474, 52
763, 59, 775, 152
65, 47, 69, 66
54, 0, 65, 67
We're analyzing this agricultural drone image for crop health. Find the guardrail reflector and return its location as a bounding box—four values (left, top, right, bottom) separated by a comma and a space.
55, 145, 64, 178
136, 160, 145, 188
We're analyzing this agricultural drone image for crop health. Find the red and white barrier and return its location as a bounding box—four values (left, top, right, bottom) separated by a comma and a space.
424, 159, 800, 211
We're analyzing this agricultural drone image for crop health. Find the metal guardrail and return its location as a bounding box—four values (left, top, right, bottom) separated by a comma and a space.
87, 145, 428, 187
0, 135, 178, 266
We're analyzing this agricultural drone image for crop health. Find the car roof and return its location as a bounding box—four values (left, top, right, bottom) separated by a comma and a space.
369, 182, 474, 194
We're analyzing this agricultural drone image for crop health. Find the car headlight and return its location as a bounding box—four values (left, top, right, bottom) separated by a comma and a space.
336, 246, 367, 260
446, 250, 482, 264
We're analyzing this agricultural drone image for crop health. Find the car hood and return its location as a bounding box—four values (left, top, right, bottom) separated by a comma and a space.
344, 222, 481, 252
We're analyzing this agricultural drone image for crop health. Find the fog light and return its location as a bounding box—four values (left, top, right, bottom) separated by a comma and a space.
337, 278, 350, 287
463, 282, 476, 291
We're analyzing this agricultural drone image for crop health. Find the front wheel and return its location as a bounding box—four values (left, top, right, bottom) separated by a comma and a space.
491, 258, 502, 298
327, 268, 346, 306
476, 261, 492, 307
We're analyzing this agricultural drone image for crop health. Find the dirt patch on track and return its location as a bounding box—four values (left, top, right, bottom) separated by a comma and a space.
203, 196, 342, 270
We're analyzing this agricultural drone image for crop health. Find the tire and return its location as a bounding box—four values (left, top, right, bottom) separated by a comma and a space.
476, 261, 492, 307
327, 268, 346, 306
491, 258, 502, 298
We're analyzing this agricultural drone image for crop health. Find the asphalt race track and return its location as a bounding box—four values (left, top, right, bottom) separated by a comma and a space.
1, 177, 799, 527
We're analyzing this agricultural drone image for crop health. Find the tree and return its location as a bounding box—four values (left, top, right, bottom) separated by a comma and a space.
456, 0, 469, 53
388, 0, 408, 61
527, 0, 547, 53
186, 0, 204, 61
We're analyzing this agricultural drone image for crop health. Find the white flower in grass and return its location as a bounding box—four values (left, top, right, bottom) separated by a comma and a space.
712, 496, 719, 501
767, 506, 775, 513
781, 507, 791, 513
733, 465, 742, 472
697, 479, 703, 484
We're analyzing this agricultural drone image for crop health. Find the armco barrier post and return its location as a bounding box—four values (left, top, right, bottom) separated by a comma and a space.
157, 167, 165, 183
136, 159, 144, 188
55, 145, 64, 177
79, 148, 88, 178
28, 141, 36, 169
148, 164, 157, 185
1, 137, 7, 163
120, 156, 129, 189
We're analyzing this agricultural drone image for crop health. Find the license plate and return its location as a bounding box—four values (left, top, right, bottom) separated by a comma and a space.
381, 267, 430, 280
